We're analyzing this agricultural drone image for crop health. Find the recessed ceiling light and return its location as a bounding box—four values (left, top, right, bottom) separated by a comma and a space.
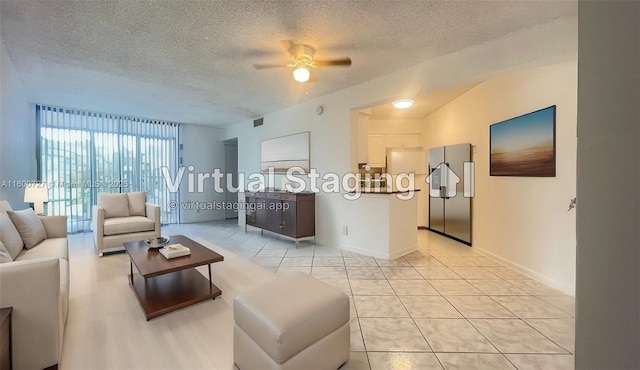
392, 99, 415, 109
293, 67, 310, 83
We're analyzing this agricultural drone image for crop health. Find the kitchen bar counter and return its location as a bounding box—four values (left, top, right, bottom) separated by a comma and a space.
350, 189, 421, 194
341, 192, 418, 259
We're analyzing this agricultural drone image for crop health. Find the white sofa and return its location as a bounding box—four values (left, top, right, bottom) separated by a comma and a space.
92, 192, 160, 256
0, 200, 69, 370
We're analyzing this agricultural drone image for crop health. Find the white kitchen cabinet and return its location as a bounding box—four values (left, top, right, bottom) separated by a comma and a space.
357, 113, 369, 163
368, 135, 386, 167
384, 134, 403, 148
402, 134, 422, 147
385, 133, 422, 148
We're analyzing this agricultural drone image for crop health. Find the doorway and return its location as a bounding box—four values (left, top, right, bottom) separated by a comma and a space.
223, 138, 238, 219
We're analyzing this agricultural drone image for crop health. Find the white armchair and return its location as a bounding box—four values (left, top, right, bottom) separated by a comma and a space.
92, 192, 160, 256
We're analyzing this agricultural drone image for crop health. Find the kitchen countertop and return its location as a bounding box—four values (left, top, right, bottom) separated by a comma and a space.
244, 189, 316, 195
349, 189, 421, 194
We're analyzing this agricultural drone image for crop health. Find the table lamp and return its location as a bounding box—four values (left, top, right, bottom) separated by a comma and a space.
24, 185, 49, 215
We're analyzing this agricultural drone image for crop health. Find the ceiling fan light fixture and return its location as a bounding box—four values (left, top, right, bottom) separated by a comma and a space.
392, 99, 415, 109
293, 67, 310, 82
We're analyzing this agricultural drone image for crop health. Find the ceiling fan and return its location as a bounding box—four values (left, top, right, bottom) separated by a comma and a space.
253, 42, 352, 83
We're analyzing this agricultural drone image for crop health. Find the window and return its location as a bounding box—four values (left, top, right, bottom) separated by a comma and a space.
37, 105, 179, 232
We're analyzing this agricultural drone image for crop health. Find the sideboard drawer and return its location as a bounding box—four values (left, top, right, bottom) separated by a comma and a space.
280, 194, 297, 202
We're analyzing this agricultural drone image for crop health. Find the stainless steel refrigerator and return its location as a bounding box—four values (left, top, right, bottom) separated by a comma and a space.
428, 143, 472, 245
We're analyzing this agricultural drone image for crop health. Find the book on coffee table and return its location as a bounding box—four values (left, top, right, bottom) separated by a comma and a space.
159, 244, 191, 259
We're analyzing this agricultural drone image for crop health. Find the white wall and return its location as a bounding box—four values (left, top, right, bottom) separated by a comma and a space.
0, 40, 34, 208
178, 124, 227, 223
575, 2, 640, 367
423, 61, 577, 295
367, 118, 425, 135
223, 16, 577, 252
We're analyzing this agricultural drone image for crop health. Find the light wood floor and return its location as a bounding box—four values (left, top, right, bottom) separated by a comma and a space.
60, 220, 575, 370
61, 221, 278, 369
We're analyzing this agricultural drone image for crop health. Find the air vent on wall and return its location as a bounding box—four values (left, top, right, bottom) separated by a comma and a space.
254, 118, 264, 127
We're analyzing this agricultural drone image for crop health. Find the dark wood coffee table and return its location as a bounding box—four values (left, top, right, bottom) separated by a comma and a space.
124, 235, 224, 320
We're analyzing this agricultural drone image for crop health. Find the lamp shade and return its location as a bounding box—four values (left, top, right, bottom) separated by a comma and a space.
24, 185, 49, 214
293, 67, 310, 82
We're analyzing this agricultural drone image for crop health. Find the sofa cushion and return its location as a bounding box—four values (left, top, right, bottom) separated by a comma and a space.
16, 237, 68, 262
97, 193, 130, 219
127, 192, 146, 217
103, 216, 155, 236
0, 212, 25, 259
7, 209, 47, 249
0, 240, 12, 263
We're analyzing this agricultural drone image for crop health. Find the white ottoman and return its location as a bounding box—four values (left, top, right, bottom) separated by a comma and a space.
233, 272, 350, 370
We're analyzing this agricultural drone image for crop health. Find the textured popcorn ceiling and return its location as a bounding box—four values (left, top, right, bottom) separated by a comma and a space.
0, 1, 576, 126
367, 84, 477, 120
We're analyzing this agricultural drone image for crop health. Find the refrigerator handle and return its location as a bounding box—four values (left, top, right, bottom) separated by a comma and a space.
441, 162, 450, 199
440, 186, 450, 199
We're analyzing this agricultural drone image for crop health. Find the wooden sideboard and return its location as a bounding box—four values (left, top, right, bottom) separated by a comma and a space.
245, 191, 315, 242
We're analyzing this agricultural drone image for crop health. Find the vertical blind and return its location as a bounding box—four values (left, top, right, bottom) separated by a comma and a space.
37, 105, 179, 232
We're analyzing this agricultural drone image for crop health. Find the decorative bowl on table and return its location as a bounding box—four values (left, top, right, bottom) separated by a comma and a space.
145, 236, 170, 249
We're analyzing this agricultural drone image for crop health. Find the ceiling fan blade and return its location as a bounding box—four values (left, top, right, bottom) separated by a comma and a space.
279, 39, 295, 52
253, 63, 288, 70
314, 58, 352, 67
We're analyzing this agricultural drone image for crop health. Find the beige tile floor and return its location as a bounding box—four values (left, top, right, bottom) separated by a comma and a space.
242, 224, 575, 370
60, 220, 575, 369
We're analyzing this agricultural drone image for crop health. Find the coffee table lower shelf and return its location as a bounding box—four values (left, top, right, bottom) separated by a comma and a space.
129, 269, 222, 321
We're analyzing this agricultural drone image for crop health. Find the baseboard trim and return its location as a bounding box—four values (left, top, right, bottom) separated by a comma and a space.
339, 243, 418, 260
426, 228, 472, 246
474, 246, 575, 297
